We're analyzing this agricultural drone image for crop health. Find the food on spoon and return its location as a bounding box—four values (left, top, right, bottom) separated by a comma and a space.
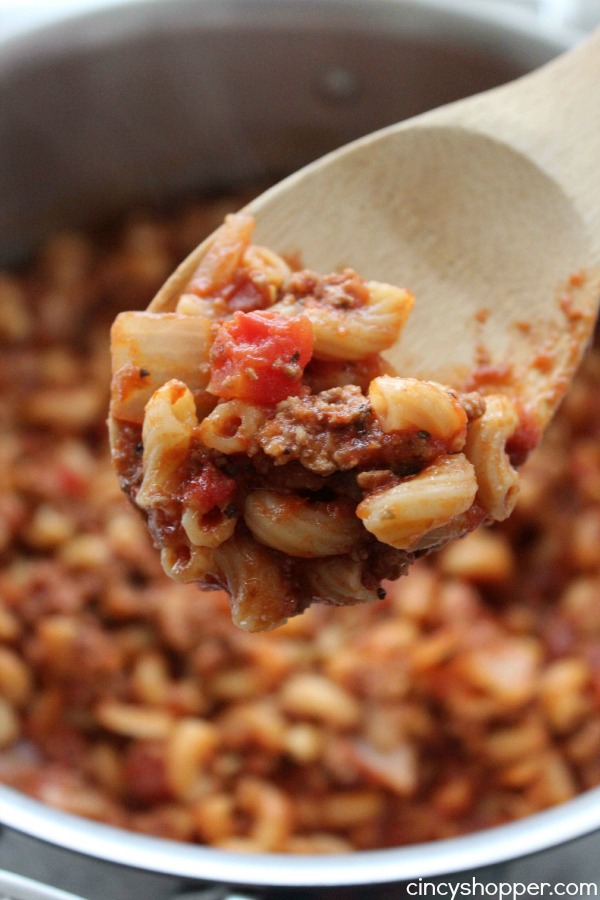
109, 212, 525, 631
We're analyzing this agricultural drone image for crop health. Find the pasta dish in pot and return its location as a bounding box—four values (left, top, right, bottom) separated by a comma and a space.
2, 193, 600, 852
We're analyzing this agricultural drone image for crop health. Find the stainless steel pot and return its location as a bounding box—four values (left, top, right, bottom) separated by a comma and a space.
1, 1, 599, 898
0, 0, 586, 265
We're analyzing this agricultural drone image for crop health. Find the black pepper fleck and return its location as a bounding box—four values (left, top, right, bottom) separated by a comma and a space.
224, 503, 238, 519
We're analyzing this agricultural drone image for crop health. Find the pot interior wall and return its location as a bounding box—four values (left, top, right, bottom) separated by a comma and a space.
0, 0, 567, 264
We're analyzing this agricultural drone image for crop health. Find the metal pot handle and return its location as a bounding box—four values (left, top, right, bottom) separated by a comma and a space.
0, 869, 84, 900
0, 872, 257, 900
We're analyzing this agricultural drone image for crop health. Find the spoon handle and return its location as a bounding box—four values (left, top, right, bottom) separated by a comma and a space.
432, 26, 600, 254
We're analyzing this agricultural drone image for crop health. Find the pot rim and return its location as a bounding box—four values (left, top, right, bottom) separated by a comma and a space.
2, 782, 600, 885
0, 0, 585, 62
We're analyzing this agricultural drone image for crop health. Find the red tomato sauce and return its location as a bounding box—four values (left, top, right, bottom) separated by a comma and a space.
182, 462, 236, 514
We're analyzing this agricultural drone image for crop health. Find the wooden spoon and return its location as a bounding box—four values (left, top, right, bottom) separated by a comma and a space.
150, 26, 600, 431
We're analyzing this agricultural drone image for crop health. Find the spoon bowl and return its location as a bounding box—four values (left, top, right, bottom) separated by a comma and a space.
249, 127, 592, 402
151, 26, 600, 430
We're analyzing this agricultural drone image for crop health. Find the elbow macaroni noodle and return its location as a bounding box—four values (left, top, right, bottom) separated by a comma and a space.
369, 376, 467, 450
244, 490, 363, 558
356, 454, 479, 552
135, 380, 198, 510
274, 280, 415, 360
465, 393, 521, 521
198, 400, 268, 455
110, 212, 525, 631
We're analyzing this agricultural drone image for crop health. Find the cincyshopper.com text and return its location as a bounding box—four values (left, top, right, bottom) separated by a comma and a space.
407, 879, 598, 899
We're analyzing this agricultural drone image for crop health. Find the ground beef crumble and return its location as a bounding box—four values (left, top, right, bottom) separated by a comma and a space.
254, 384, 458, 477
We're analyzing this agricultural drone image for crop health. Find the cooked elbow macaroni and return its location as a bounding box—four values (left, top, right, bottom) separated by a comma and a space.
356, 454, 479, 552
244, 490, 363, 558
135, 380, 198, 510
464, 393, 521, 521
109, 212, 526, 631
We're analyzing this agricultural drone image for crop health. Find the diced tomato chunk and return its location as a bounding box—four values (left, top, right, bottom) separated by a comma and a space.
208, 311, 314, 404
182, 462, 236, 514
